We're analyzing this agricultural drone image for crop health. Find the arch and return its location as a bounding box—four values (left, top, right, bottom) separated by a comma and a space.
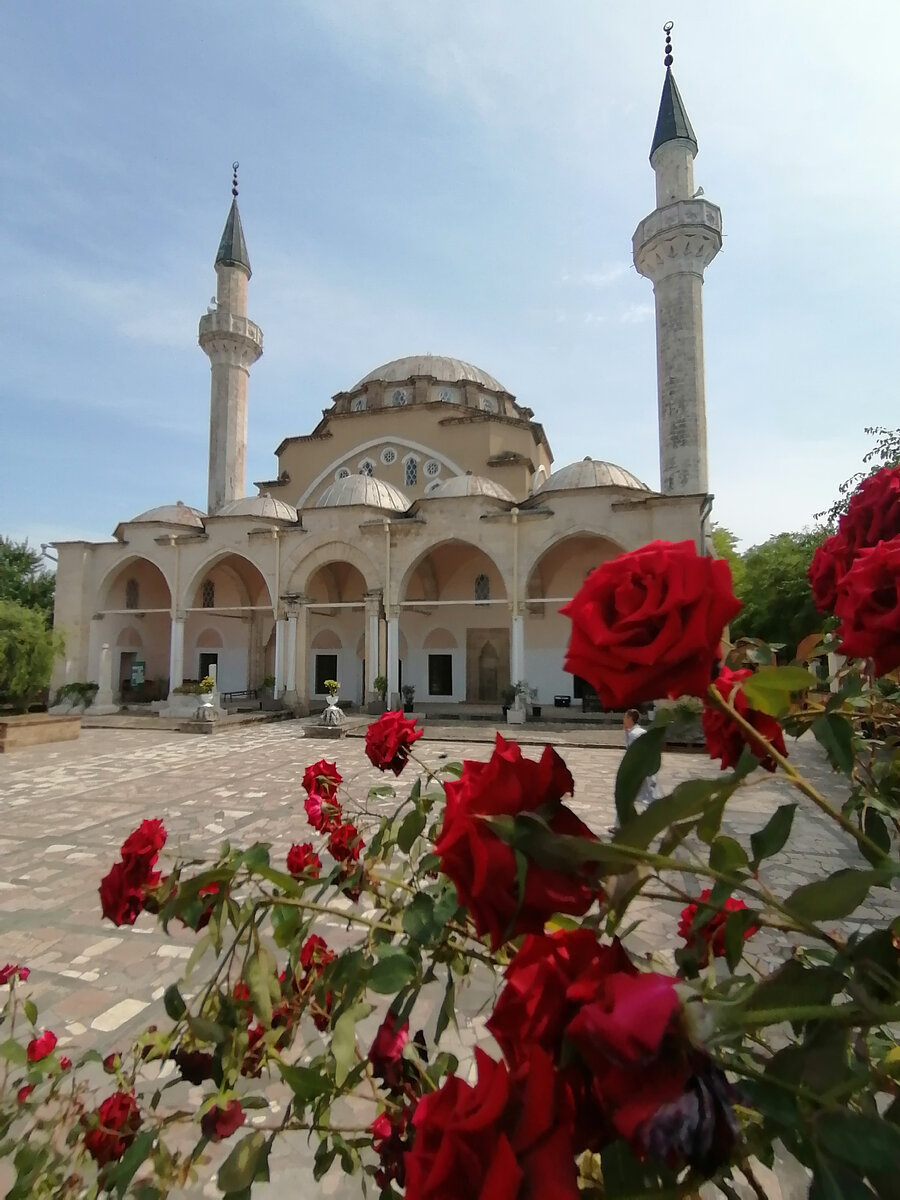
180, 550, 274, 612
522, 529, 627, 598
116, 626, 143, 648
397, 538, 509, 607
196, 628, 224, 649
423, 627, 458, 650
311, 629, 342, 650
524, 531, 626, 605
283, 538, 381, 597
97, 555, 172, 612
295, 437, 466, 508
306, 560, 368, 606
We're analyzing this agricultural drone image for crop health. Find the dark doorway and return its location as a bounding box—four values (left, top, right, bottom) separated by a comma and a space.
199, 652, 219, 682
315, 653, 338, 694
428, 654, 453, 696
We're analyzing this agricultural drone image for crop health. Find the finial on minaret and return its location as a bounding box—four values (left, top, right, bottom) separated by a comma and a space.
232, 161, 239, 199
215, 163, 251, 276
663, 21, 674, 68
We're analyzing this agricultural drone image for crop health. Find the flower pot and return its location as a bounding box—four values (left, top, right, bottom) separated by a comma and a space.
403, 703, 413, 713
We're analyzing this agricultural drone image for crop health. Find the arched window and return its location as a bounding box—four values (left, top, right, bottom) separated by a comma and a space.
201, 579, 215, 609
405, 458, 418, 487
125, 578, 139, 610
359, 459, 375, 477
474, 574, 490, 602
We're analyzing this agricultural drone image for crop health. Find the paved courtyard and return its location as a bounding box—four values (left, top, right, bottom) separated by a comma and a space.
0, 723, 892, 1198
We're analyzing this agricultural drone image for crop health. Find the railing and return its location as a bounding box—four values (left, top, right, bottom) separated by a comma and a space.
198, 311, 263, 347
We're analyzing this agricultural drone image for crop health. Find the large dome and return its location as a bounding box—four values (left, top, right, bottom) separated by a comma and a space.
352, 355, 506, 393
315, 475, 411, 512
427, 474, 516, 502
537, 458, 651, 494
216, 495, 298, 522
128, 501, 205, 528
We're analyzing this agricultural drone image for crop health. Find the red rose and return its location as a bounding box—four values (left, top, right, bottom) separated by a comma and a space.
561, 540, 742, 708
59, 1056, 72, 1070
302, 759, 342, 800
27, 1030, 58, 1062
369, 1011, 410, 1092
365, 710, 424, 775
201, 1099, 246, 1142
487, 930, 635, 1069
836, 539, 900, 676
300, 934, 335, 977
99, 860, 150, 926
304, 791, 343, 833
286, 841, 322, 878
173, 1047, 215, 1083
371, 1104, 414, 1190
808, 533, 852, 613
404, 1046, 579, 1200
639, 1062, 739, 1174
327, 822, 363, 863
435, 736, 600, 949
0, 963, 29, 985
17, 1085, 34, 1103
83, 1091, 141, 1166
840, 466, 900, 550
120, 818, 167, 866
702, 666, 787, 772
678, 888, 759, 965
102, 1052, 121, 1074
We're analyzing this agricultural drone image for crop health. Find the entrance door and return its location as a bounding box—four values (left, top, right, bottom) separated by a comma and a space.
199, 652, 219, 683
465, 629, 510, 702
119, 651, 136, 699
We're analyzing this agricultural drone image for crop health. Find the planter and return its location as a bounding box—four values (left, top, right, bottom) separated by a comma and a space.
506, 706, 526, 726
403, 704, 414, 714
0, 713, 81, 754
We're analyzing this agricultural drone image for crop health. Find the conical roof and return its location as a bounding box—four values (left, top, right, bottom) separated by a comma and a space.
216, 198, 251, 276
650, 69, 697, 159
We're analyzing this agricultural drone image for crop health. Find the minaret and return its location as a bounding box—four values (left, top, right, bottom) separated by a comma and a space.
199, 163, 264, 514
633, 24, 721, 500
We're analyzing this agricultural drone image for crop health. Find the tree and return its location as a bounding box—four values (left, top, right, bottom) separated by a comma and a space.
0, 599, 64, 711
711, 524, 745, 596
729, 528, 827, 657
0, 537, 55, 623
816, 424, 900, 527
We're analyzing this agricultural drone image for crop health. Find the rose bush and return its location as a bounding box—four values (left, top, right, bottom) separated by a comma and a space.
2, 532, 900, 1199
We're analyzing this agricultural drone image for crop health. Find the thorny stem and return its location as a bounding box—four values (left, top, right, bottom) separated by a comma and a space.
705, 683, 887, 860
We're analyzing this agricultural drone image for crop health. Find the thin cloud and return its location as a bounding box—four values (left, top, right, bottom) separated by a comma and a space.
620, 302, 653, 324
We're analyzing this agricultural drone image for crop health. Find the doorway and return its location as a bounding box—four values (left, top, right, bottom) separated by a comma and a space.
199, 652, 219, 683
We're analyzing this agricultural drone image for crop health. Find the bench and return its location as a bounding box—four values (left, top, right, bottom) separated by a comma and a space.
221, 689, 260, 704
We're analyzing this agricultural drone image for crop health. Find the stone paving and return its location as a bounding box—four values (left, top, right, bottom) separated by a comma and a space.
0, 724, 895, 1198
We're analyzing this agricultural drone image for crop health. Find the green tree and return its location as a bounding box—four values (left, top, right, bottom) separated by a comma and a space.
0, 599, 64, 711
711, 524, 745, 596
730, 529, 827, 657
0, 537, 55, 623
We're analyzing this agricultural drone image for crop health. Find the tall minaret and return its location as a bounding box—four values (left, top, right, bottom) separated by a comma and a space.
199, 163, 264, 514
633, 24, 721, 501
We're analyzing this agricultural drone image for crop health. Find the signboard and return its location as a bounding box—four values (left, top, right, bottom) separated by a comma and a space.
130, 660, 146, 687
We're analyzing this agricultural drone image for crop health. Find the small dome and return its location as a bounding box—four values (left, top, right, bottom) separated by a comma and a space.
129, 501, 205, 528
216, 495, 298, 522
427, 474, 516, 502
537, 459, 651, 494
315, 475, 411, 512
353, 355, 506, 393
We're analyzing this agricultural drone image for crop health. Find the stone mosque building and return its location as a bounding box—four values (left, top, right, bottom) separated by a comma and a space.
51, 50, 724, 714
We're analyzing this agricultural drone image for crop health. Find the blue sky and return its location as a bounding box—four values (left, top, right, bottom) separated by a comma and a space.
2, 1, 897, 552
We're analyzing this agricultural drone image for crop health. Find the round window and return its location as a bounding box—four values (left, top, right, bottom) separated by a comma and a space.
439, 387, 457, 403
424, 479, 443, 495
391, 389, 408, 407
335, 467, 351, 481
424, 460, 441, 478
352, 395, 367, 412
381, 446, 397, 465
480, 394, 498, 414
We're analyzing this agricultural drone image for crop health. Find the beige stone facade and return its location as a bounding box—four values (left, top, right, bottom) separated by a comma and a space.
50, 65, 719, 714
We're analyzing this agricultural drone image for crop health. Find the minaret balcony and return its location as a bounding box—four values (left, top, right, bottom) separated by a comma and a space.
632, 197, 722, 282
198, 310, 263, 351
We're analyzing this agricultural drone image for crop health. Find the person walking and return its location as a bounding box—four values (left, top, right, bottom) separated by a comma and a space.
623, 708, 661, 808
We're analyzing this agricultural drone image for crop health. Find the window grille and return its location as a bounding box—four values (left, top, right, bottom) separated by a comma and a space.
125, 579, 139, 610
201, 580, 215, 608
474, 574, 490, 601
359, 460, 375, 477
405, 458, 418, 487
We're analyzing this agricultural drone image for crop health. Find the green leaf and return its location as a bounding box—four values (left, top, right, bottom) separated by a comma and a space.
724, 906, 759, 970
402, 893, 436, 942
217, 1131, 268, 1194
397, 809, 427, 854
862, 809, 891, 865
813, 713, 855, 774
709, 835, 748, 874
0, 1039, 26, 1066
787, 868, 893, 921
614, 727, 666, 826
616, 777, 729, 851
435, 971, 456, 1042
23, 999, 37, 1026
810, 1150, 878, 1200
244, 947, 276, 1027
750, 803, 796, 867
187, 1016, 226, 1045
109, 1129, 156, 1199
331, 1003, 370, 1085
741, 665, 818, 716
441, 761, 463, 778
369, 952, 417, 994
277, 1062, 330, 1111
737, 959, 841, 1018
163, 984, 187, 1022
815, 1111, 900, 1175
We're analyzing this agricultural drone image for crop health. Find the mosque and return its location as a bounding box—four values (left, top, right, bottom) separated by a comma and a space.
51, 42, 724, 715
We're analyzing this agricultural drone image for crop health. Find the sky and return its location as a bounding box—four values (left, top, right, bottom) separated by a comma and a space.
2, 1, 898, 554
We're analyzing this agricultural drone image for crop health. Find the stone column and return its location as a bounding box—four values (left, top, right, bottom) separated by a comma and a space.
364, 590, 383, 703
284, 610, 299, 705
274, 616, 287, 698
386, 614, 400, 708
93, 643, 116, 711
295, 601, 310, 715
511, 612, 525, 688
168, 614, 185, 697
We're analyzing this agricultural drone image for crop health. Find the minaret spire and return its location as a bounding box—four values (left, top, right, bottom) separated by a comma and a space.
199, 165, 263, 514
632, 23, 722, 535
